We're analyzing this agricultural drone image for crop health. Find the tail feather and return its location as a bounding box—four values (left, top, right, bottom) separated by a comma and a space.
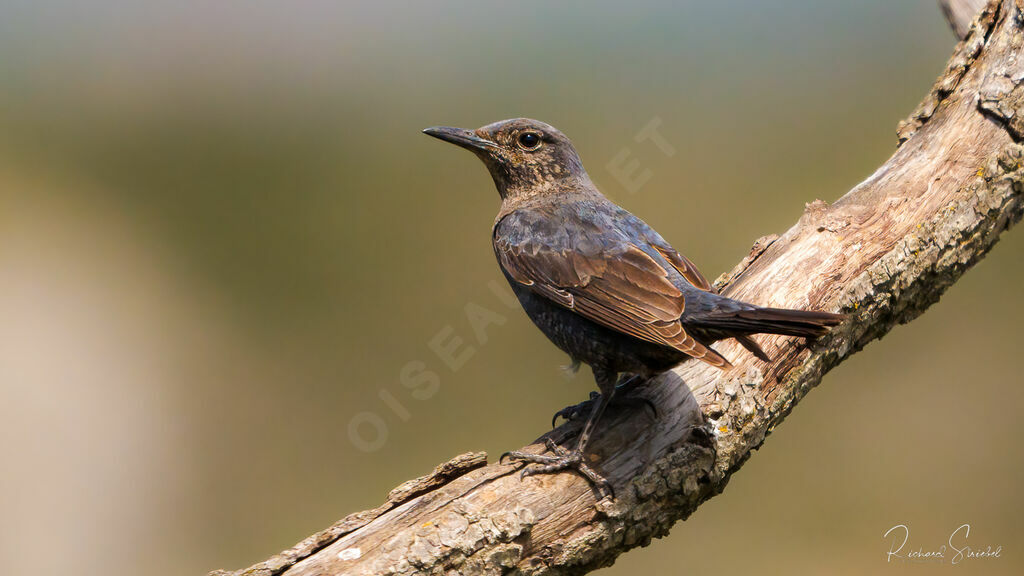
695, 307, 845, 339
734, 334, 771, 361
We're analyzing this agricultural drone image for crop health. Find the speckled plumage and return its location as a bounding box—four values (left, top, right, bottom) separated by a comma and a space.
423, 118, 843, 495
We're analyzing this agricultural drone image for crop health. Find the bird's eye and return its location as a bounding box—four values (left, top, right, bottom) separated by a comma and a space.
517, 132, 542, 150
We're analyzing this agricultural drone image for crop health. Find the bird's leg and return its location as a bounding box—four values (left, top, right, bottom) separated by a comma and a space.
551, 374, 655, 427
503, 369, 619, 497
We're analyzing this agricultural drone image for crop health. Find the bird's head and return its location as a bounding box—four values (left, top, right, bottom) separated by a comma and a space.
423, 118, 590, 199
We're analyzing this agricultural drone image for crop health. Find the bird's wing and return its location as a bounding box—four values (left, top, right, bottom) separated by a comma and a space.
494, 206, 730, 368
641, 223, 774, 361
646, 237, 713, 291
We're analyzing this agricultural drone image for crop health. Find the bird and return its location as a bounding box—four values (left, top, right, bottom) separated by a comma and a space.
423, 118, 844, 496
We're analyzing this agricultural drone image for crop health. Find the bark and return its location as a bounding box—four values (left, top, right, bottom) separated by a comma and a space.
941, 0, 989, 38
211, 2, 1023, 575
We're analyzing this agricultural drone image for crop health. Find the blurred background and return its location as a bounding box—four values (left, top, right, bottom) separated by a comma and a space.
1, 1, 1021, 574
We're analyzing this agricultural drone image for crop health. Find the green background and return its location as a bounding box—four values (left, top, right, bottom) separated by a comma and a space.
1, 1, 1020, 575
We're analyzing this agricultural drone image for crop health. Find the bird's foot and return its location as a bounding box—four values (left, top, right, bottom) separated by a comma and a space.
551, 391, 600, 427
501, 438, 613, 498
551, 390, 657, 427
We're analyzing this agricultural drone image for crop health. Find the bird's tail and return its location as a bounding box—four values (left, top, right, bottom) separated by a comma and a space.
694, 306, 845, 339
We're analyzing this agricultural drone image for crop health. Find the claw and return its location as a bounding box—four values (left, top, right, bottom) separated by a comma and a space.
508, 373, 636, 500
551, 392, 601, 427
551, 389, 657, 427
542, 437, 565, 455
501, 438, 613, 498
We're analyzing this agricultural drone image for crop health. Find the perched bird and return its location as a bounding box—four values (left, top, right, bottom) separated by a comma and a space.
423, 118, 843, 495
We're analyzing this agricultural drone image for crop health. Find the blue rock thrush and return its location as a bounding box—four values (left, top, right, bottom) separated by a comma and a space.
423, 118, 843, 496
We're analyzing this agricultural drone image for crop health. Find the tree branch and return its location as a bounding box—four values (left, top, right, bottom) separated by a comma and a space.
212, 1, 1024, 574
941, 0, 990, 39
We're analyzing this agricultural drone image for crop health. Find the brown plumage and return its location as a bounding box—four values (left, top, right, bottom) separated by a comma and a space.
424, 118, 844, 496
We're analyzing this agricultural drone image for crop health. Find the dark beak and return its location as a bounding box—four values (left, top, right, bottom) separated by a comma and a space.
422, 126, 497, 152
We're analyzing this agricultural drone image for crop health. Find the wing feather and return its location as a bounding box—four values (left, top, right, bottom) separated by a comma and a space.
495, 210, 730, 369
650, 242, 713, 291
